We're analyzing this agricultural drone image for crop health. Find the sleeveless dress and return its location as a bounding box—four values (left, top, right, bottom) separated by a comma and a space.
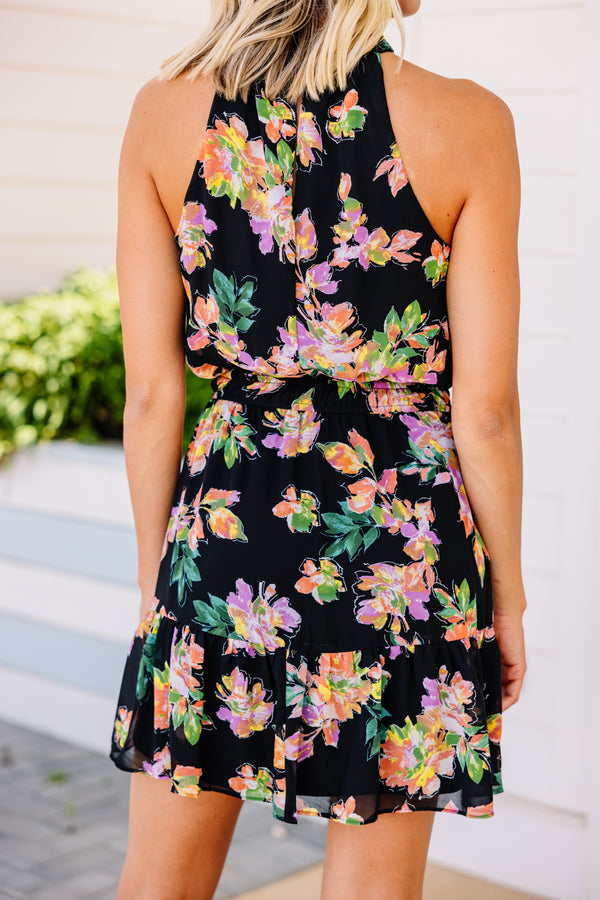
109, 39, 503, 824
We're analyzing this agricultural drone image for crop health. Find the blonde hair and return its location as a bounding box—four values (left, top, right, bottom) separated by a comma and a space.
160, 1, 404, 103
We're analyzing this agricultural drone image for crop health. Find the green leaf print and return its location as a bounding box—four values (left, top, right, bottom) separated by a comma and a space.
465, 743, 486, 784
193, 594, 231, 637
277, 139, 294, 181
184, 708, 203, 745
170, 540, 202, 606
211, 269, 258, 334
399, 301, 423, 337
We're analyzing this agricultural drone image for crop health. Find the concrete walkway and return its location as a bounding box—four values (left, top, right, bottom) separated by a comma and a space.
0, 718, 541, 900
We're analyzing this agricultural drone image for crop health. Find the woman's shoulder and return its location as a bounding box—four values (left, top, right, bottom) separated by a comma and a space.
383, 55, 516, 157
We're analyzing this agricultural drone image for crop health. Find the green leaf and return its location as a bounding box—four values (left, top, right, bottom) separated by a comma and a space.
363, 526, 379, 550
184, 708, 202, 745
224, 438, 237, 469
466, 746, 485, 784
345, 529, 363, 559
400, 301, 422, 336
277, 139, 294, 180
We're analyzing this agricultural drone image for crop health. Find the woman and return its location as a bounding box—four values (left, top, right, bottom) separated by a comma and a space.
110, 1, 526, 897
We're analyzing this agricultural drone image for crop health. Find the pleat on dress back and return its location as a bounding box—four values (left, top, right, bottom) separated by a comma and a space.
109, 38, 503, 824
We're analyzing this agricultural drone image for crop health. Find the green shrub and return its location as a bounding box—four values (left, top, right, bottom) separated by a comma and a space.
0, 267, 213, 463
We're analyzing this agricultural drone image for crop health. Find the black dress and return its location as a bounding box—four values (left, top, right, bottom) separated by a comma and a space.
110, 39, 503, 824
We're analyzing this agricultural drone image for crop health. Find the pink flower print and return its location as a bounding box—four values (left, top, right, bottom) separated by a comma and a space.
296, 299, 363, 372
355, 561, 433, 634
295, 208, 317, 262
225, 578, 301, 654
380, 719, 455, 797
374, 143, 409, 196
272, 485, 320, 533
142, 746, 171, 779
262, 390, 321, 457
176, 202, 217, 274
247, 183, 295, 260
420, 666, 474, 737
294, 558, 346, 604
423, 239, 450, 286
400, 501, 441, 564
164, 490, 193, 551
296, 261, 339, 302
331, 796, 364, 824
216, 667, 274, 738
296, 107, 323, 168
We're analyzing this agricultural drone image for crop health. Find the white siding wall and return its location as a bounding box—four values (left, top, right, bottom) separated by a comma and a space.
0, 0, 202, 298
1, 2, 598, 897
395, 3, 599, 898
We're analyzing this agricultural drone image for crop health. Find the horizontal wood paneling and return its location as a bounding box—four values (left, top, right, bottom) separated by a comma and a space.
0, 559, 139, 644
0, 184, 116, 238
0, 0, 207, 25
0, 442, 133, 526
0, 8, 191, 76
0, 240, 115, 297
0, 125, 120, 182
0, 68, 138, 129
412, 7, 584, 90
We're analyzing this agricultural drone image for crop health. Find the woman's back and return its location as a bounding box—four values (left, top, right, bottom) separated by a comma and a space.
110, 11, 525, 898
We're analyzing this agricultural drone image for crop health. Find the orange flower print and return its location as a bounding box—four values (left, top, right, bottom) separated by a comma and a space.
374, 143, 409, 196
172, 765, 203, 798
318, 428, 374, 475
256, 93, 296, 143
153, 665, 171, 731
380, 718, 455, 797
114, 707, 132, 748
434, 579, 479, 645
327, 90, 368, 141
423, 239, 450, 286
331, 796, 364, 824
228, 764, 275, 801
273, 485, 320, 533
486, 713, 502, 745
191, 487, 247, 543
295, 558, 346, 604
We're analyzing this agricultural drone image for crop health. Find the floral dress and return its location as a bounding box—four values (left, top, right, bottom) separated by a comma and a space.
109, 38, 503, 824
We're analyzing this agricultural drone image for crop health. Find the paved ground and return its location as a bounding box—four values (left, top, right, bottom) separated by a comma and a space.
0, 717, 325, 899
0, 717, 542, 900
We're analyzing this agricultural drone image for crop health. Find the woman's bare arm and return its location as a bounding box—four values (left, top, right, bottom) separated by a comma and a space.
447, 88, 526, 710
117, 82, 187, 614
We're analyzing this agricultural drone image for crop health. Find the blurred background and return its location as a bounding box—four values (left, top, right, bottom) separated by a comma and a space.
0, 1, 598, 898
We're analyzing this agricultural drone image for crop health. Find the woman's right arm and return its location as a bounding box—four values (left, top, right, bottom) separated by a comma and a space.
117, 83, 187, 620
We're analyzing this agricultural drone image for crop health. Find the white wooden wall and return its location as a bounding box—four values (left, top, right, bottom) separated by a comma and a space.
0, 0, 201, 298
0, 2, 598, 897
395, 3, 600, 899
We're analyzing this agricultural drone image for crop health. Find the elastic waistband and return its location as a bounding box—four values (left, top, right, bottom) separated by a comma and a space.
212, 370, 451, 416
